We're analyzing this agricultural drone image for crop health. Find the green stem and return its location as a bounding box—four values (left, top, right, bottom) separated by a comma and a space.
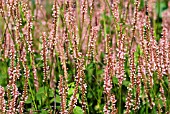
119, 86, 122, 114
103, 13, 108, 55
28, 79, 37, 110
146, 102, 148, 114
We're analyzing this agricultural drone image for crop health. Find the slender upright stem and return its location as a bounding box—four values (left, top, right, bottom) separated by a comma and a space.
119, 86, 122, 114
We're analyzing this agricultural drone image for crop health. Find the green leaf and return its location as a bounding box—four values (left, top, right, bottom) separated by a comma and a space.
156, 1, 167, 18
41, 110, 49, 114
122, 80, 130, 87
56, 94, 61, 103
36, 87, 45, 101
25, 96, 32, 104
96, 69, 103, 75
68, 83, 75, 96
49, 88, 54, 97
73, 106, 84, 114
112, 76, 118, 84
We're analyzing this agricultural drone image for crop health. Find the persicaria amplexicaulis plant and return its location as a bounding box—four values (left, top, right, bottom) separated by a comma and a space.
0, 0, 169, 114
